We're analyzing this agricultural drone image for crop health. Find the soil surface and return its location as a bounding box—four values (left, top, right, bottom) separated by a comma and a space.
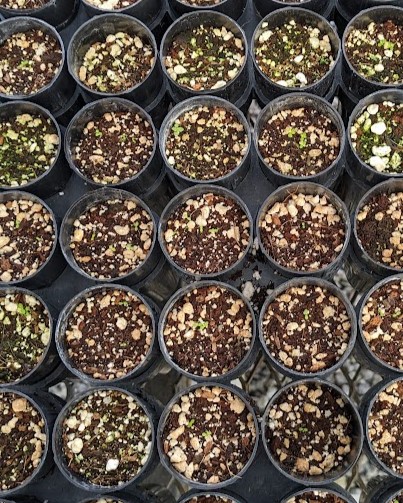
286, 492, 347, 503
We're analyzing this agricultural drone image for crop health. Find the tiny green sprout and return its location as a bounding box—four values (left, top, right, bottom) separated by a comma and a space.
199, 225, 204, 234
187, 419, 195, 428
109, 245, 116, 252
17, 303, 30, 317
193, 319, 209, 331
119, 301, 129, 307
209, 228, 219, 235
393, 309, 401, 319
126, 243, 134, 250
202, 430, 212, 439
183, 212, 191, 222
190, 37, 197, 47
172, 122, 184, 137
301, 222, 306, 229
35, 236, 42, 242
378, 38, 386, 47
287, 127, 296, 138
303, 309, 310, 321
18, 60, 31, 69
299, 427, 308, 433
299, 132, 308, 149
119, 133, 127, 142
95, 129, 102, 138
133, 221, 140, 231
15, 219, 21, 229
378, 307, 386, 317
91, 232, 96, 241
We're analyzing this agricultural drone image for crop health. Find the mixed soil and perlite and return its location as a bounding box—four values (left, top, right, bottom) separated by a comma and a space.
178, 0, 222, 5
356, 191, 403, 269
162, 386, 256, 483
84, 0, 138, 9
78, 32, 154, 93
164, 25, 245, 91
0, 29, 61, 96
345, 21, 403, 84
259, 192, 346, 271
0, 113, 59, 187
0, 292, 50, 384
163, 192, 250, 275
186, 497, 234, 503
258, 107, 340, 177
350, 101, 403, 174
163, 285, 253, 377
73, 111, 154, 185
261, 283, 351, 373
387, 494, 403, 503
285, 491, 348, 503
368, 380, 403, 475
255, 20, 334, 88
0, 0, 49, 7
0, 198, 55, 283
265, 382, 355, 477
69, 198, 153, 279
361, 279, 403, 370
63, 287, 153, 380
61, 389, 152, 486
0, 392, 47, 491
84, 499, 125, 503
165, 105, 248, 181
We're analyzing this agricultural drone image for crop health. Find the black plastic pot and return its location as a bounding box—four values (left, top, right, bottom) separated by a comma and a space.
337, 0, 402, 26
254, 0, 335, 19
77, 493, 155, 503
258, 277, 357, 379
262, 379, 363, 486
362, 477, 403, 503
178, 489, 246, 503
59, 188, 161, 286
342, 7, 403, 101
81, 0, 163, 27
280, 485, 356, 503
251, 8, 341, 102
168, 0, 247, 21
0, 191, 65, 289
0, 497, 42, 502
160, 11, 249, 104
256, 182, 351, 281
67, 14, 163, 109
254, 92, 346, 188
159, 96, 251, 191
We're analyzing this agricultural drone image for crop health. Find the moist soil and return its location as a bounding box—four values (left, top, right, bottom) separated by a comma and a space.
266, 382, 355, 478
70, 198, 153, 280
61, 389, 152, 487
163, 192, 250, 275
262, 283, 351, 374
286, 492, 348, 503
84, 0, 139, 9
162, 386, 256, 484
165, 105, 248, 181
356, 191, 403, 269
187, 497, 233, 503
64, 287, 153, 380
0, 112, 59, 187
0, 291, 50, 383
165, 25, 245, 91
74, 110, 154, 185
0, 29, 61, 96
0, 198, 55, 283
345, 20, 403, 84
179, 0, 222, 4
85, 499, 125, 503
258, 106, 340, 177
259, 192, 346, 272
361, 278, 403, 370
255, 19, 334, 88
1, 0, 50, 7
163, 284, 253, 377
0, 392, 46, 491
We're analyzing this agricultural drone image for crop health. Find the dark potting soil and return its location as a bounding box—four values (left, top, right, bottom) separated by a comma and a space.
179, 0, 222, 4
286, 492, 348, 503
84, 0, 139, 8
187, 497, 234, 503
85, 499, 125, 503
0, 0, 50, 7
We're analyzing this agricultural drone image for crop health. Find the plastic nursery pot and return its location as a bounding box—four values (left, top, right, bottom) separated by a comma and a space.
60, 188, 161, 286
362, 477, 403, 503
77, 495, 152, 503
342, 7, 403, 101
158, 184, 253, 282
280, 485, 356, 503
254, 92, 346, 189
160, 11, 249, 104
168, 0, 247, 22
262, 379, 363, 486
178, 489, 246, 503
158, 280, 257, 383
0, 101, 70, 198
81, 0, 162, 27
337, 0, 402, 29
65, 97, 162, 196
157, 382, 259, 490
52, 387, 157, 493
0, 17, 76, 116
0, 497, 42, 502
159, 96, 251, 191
256, 182, 351, 281
251, 8, 341, 103
67, 14, 162, 108
0, 191, 65, 289
253, 0, 334, 19
258, 277, 357, 380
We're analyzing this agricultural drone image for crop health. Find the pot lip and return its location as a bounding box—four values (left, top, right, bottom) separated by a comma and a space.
251, 7, 341, 93
0, 16, 66, 100
279, 485, 356, 503
157, 381, 260, 490
0, 387, 51, 497
64, 97, 158, 188
55, 283, 157, 385
358, 273, 403, 375
77, 497, 129, 503
0, 100, 63, 191
254, 91, 346, 183
157, 184, 253, 279
158, 279, 256, 381
81, 0, 158, 14
67, 13, 159, 98
342, 6, 403, 89
178, 490, 243, 503
160, 10, 248, 96
52, 385, 156, 492
261, 377, 363, 486
258, 276, 357, 378
173, 0, 228, 8
0, 0, 55, 14
0, 190, 59, 286
159, 95, 251, 185
347, 89, 403, 180
0, 286, 54, 386
59, 187, 158, 283
352, 179, 403, 274
256, 181, 351, 277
